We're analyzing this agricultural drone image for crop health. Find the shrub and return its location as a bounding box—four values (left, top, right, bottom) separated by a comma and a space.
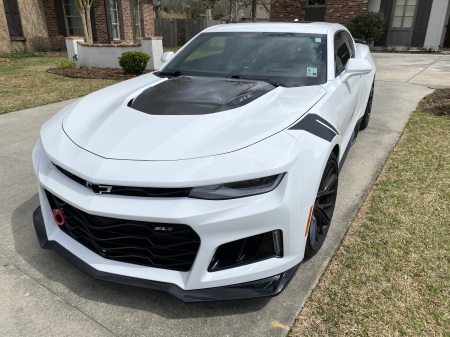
29, 36, 50, 52
118, 51, 150, 75
349, 12, 385, 45
56, 59, 76, 68
49, 36, 67, 52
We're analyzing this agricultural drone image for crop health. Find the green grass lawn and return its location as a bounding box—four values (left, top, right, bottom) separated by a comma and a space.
290, 92, 450, 336
0, 54, 118, 114
0, 46, 183, 114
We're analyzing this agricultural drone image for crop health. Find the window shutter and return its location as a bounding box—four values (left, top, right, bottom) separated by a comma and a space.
105, 0, 114, 41
3, 0, 24, 37
54, 0, 67, 36
411, 0, 433, 46
117, 0, 125, 40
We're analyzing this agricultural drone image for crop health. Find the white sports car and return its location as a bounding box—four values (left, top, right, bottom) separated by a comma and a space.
32, 22, 375, 302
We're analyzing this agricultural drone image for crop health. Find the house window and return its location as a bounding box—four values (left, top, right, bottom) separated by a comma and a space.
3, 0, 24, 38
308, 0, 325, 5
306, 0, 326, 22
391, 0, 417, 29
63, 0, 83, 36
108, 0, 121, 40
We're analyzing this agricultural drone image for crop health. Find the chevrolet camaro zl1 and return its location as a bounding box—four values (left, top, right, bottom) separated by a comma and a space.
32, 22, 376, 302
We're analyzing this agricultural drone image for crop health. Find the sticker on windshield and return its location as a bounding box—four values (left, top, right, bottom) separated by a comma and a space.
315, 38, 322, 43
307, 67, 318, 77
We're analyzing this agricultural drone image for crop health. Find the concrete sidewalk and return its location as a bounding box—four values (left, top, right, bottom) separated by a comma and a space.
0, 54, 449, 337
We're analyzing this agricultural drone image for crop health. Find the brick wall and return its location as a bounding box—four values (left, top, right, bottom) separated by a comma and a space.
41, 0, 156, 44
1, 0, 48, 53
93, 0, 109, 43
324, 0, 369, 27
121, 0, 156, 42
270, 0, 369, 27
42, 0, 59, 37
270, 0, 306, 22
142, 0, 155, 37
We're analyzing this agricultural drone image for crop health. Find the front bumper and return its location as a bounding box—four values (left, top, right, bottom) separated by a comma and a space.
32, 129, 311, 301
34, 207, 298, 302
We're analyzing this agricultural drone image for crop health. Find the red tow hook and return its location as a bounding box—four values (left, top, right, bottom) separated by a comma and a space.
53, 209, 66, 226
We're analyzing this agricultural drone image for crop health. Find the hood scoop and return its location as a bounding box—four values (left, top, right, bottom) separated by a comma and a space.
130, 76, 275, 115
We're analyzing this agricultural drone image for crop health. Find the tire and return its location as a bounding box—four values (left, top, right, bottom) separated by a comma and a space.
359, 82, 374, 131
304, 152, 338, 259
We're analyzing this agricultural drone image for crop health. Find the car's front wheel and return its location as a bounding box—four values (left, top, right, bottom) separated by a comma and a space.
305, 152, 338, 258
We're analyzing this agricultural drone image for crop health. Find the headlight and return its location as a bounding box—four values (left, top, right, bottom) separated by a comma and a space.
188, 174, 285, 200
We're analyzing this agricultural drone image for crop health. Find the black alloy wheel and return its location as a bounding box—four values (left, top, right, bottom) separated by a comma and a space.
359, 82, 374, 131
305, 152, 338, 258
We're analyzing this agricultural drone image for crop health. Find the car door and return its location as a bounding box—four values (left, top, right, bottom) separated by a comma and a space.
329, 31, 361, 145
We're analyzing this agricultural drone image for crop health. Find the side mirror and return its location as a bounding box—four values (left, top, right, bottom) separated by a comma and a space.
340, 58, 372, 83
161, 51, 174, 64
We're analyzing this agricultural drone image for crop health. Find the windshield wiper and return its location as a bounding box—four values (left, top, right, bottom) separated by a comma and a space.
158, 70, 183, 77
229, 75, 281, 87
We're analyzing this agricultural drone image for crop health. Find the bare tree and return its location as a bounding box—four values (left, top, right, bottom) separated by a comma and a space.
250, 0, 257, 21
75, 0, 94, 44
129, 0, 142, 44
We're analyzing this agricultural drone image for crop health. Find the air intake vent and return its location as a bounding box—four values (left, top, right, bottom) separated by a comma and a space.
46, 190, 201, 272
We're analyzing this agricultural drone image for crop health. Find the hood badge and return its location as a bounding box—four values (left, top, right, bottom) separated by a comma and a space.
85, 181, 113, 194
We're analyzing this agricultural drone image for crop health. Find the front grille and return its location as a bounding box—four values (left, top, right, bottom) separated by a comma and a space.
54, 164, 191, 198
45, 190, 200, 272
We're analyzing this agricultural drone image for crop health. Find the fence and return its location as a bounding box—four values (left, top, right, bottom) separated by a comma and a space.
155, 18, 225, 46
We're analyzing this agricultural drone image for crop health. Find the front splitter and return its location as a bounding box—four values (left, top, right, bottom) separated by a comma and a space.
33, 206, 299, 302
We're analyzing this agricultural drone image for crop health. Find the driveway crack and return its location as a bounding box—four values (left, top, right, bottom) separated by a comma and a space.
406, 55, 445, 83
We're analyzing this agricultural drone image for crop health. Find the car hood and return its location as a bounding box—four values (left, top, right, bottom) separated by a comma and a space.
62, 73, 326, 161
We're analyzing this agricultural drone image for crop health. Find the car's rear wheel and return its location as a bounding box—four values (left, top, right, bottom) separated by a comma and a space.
359, 82, 374, 131
305, 152, 338, 258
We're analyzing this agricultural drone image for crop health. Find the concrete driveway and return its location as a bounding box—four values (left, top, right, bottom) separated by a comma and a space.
1, 54, 449, 337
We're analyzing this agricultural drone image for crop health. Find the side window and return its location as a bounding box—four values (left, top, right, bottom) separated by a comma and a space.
334, 31, 354, 76
344, 31, 355, 58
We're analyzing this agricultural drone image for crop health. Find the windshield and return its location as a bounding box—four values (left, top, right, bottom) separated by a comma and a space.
161, 32, 327, 87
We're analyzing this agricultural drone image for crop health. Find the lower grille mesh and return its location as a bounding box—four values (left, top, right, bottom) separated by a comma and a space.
45, 190, 200, 272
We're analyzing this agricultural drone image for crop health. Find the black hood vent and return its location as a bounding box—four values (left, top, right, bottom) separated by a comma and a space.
130, 76, 275, 115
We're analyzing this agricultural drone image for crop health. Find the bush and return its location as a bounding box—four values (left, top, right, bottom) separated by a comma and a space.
118, 51, 150, 75
349, 12, 385, 44
29, 36, 50, 52
56, 59, 76, 68
49, 36, 67, 52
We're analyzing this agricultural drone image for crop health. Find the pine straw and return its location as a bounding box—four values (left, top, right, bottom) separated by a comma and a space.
417, 88, 450, 116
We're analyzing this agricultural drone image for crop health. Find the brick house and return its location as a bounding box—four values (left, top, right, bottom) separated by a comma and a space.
1, 0, 48, 53
1, 0, 157, 53
270, 0, 450, 49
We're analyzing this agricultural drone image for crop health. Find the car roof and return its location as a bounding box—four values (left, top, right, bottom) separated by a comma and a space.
203, 22, 346, 35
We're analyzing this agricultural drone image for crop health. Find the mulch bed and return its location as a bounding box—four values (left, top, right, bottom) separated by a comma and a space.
47, 67, 150, 80
418, 89, 450, 116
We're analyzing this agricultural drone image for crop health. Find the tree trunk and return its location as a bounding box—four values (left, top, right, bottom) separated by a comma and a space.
251, 0, 257, 22
85, 4, 93, 44
130, 0, 141, 44
79, 8, 89, 42
75, 0, 94, 44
